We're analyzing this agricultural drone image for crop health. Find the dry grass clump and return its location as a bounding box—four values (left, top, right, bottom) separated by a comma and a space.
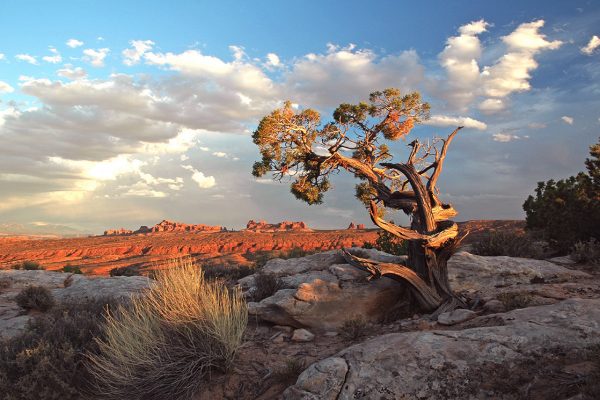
273, 358, 306, 385
87, 257, 248, 400
15, 285, 55, 312
341, 316, 368, 341
497, 291, 533, 311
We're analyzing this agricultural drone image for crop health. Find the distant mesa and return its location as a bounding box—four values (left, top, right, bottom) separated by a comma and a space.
245, 220, 311, 232
347, 222, 366, 230
103, 220, 225, 236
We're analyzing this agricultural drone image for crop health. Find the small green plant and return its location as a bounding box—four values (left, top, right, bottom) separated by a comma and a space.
571, 238, 600, 265
253, 272, 283, 301
472, 231, 545, 259
62, 264, 83, 274
341, 316, 368, 341
15, 285, 55, 312
19, 261, 44, 270
497, 292, 532, 311
363, 226, 408, 256
273, 358, 306, 385
109, 266, 139, 277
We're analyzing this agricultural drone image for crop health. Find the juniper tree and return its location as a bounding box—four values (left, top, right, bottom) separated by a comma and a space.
252, 88, 466, 312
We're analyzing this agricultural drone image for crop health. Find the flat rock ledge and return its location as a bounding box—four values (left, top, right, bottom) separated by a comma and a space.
240, 249, 590, 331
284, 298, 600, 399
0, 270, 150, 339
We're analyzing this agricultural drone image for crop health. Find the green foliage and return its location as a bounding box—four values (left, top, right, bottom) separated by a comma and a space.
472, 231, 545, 259
13, 261, 44, 270
15, 286, 55, 312
62, 264, 83, 274
252, 89, 430, 206
364, 227, 408, 256
0, 298, 118, 400
523, 137, 600, 253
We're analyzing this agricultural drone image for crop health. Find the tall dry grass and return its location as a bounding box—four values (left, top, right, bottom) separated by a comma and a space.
86, 257, 248, 400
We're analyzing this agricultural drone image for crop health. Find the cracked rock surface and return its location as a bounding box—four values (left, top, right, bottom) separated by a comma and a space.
284, 298, 600, 399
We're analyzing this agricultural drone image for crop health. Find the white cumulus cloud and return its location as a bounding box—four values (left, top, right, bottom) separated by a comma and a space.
66, 38, 84, 48
57, 66, 87, 80
182, 165, 215, 188
493, 133, 521, 142
561, 116, 574, 125
83, 48, 110, 67
42, 48, 62, 64
122, 40, 154, 66
0, 81, 14, 93
15, 54, 38, 65
581, 35, 600, 55
425, 114, 487, 130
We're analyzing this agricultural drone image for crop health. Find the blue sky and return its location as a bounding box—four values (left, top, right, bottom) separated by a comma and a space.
0, 0, 599, 233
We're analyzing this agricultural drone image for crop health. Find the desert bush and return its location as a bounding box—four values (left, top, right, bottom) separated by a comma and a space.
62, 264, 83, 274
87, 257, 248, 400
12, 261, 44, 270
273, 358, 306, 385
571, 238, 600, 265
109, 266, 139, 277
341, 316, 368, 341
497, 292, 532, 311
253, 272, 283, 301
15, 285, 55, 312
472, 231, 545, 258
245, 247, 314, 268
202, 263, 255, 281
0, 298, 118, 400
364, 227, 408, 256
523, 137, 600, 253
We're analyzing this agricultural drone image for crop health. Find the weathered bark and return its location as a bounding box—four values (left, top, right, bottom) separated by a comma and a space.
346, 127, 466, 314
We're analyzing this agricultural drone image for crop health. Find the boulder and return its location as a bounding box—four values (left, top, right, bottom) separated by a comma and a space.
243, 249, 407, 330
291, 328, 315, 342
284, 299, 600, 399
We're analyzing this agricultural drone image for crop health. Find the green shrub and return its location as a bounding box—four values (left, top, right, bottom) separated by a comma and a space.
109, 266, 139, 277
341, 316, 368, 341
364, 227, 408, 256
62, 264, 83, 274
571, 238, 600, 265
15, 286, 55, 312
17, 261, 44, 270
202, 263, 255, 281
253, 272, 283, 301
523, 137, 600, 253
0, 298, 118, 400
87, 257, 248, 400
472, 231, 545, 258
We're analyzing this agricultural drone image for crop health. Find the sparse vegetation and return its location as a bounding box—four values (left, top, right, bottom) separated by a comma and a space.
245, 247, 314, 269
472, 231, 546, 259
341, 316, 368, 341
202, 263, 255, 281
571, 238, 600, 265
273, 358, 306, 385
109, 266, 139, 277
87, 257, 248, 400
523, 137, 599, 253
363, 226, 408, 256
62, 264, 83, 274
11, 261, 44, 271
0, 279, 10, 291
253, 272, 283, 301
497, 292, 533, 311
15, 285, 55, 312
0, 298, 118, 400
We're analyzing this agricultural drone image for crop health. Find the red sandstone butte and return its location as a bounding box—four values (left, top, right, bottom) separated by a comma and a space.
245, 220, 311, 232
103, 220, 224, 236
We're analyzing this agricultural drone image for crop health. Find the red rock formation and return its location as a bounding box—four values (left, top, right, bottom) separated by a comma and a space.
245, 220, 310, 232
104, 228, 133, 236
347, 222, 366, 230
103, 220, 224, 236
